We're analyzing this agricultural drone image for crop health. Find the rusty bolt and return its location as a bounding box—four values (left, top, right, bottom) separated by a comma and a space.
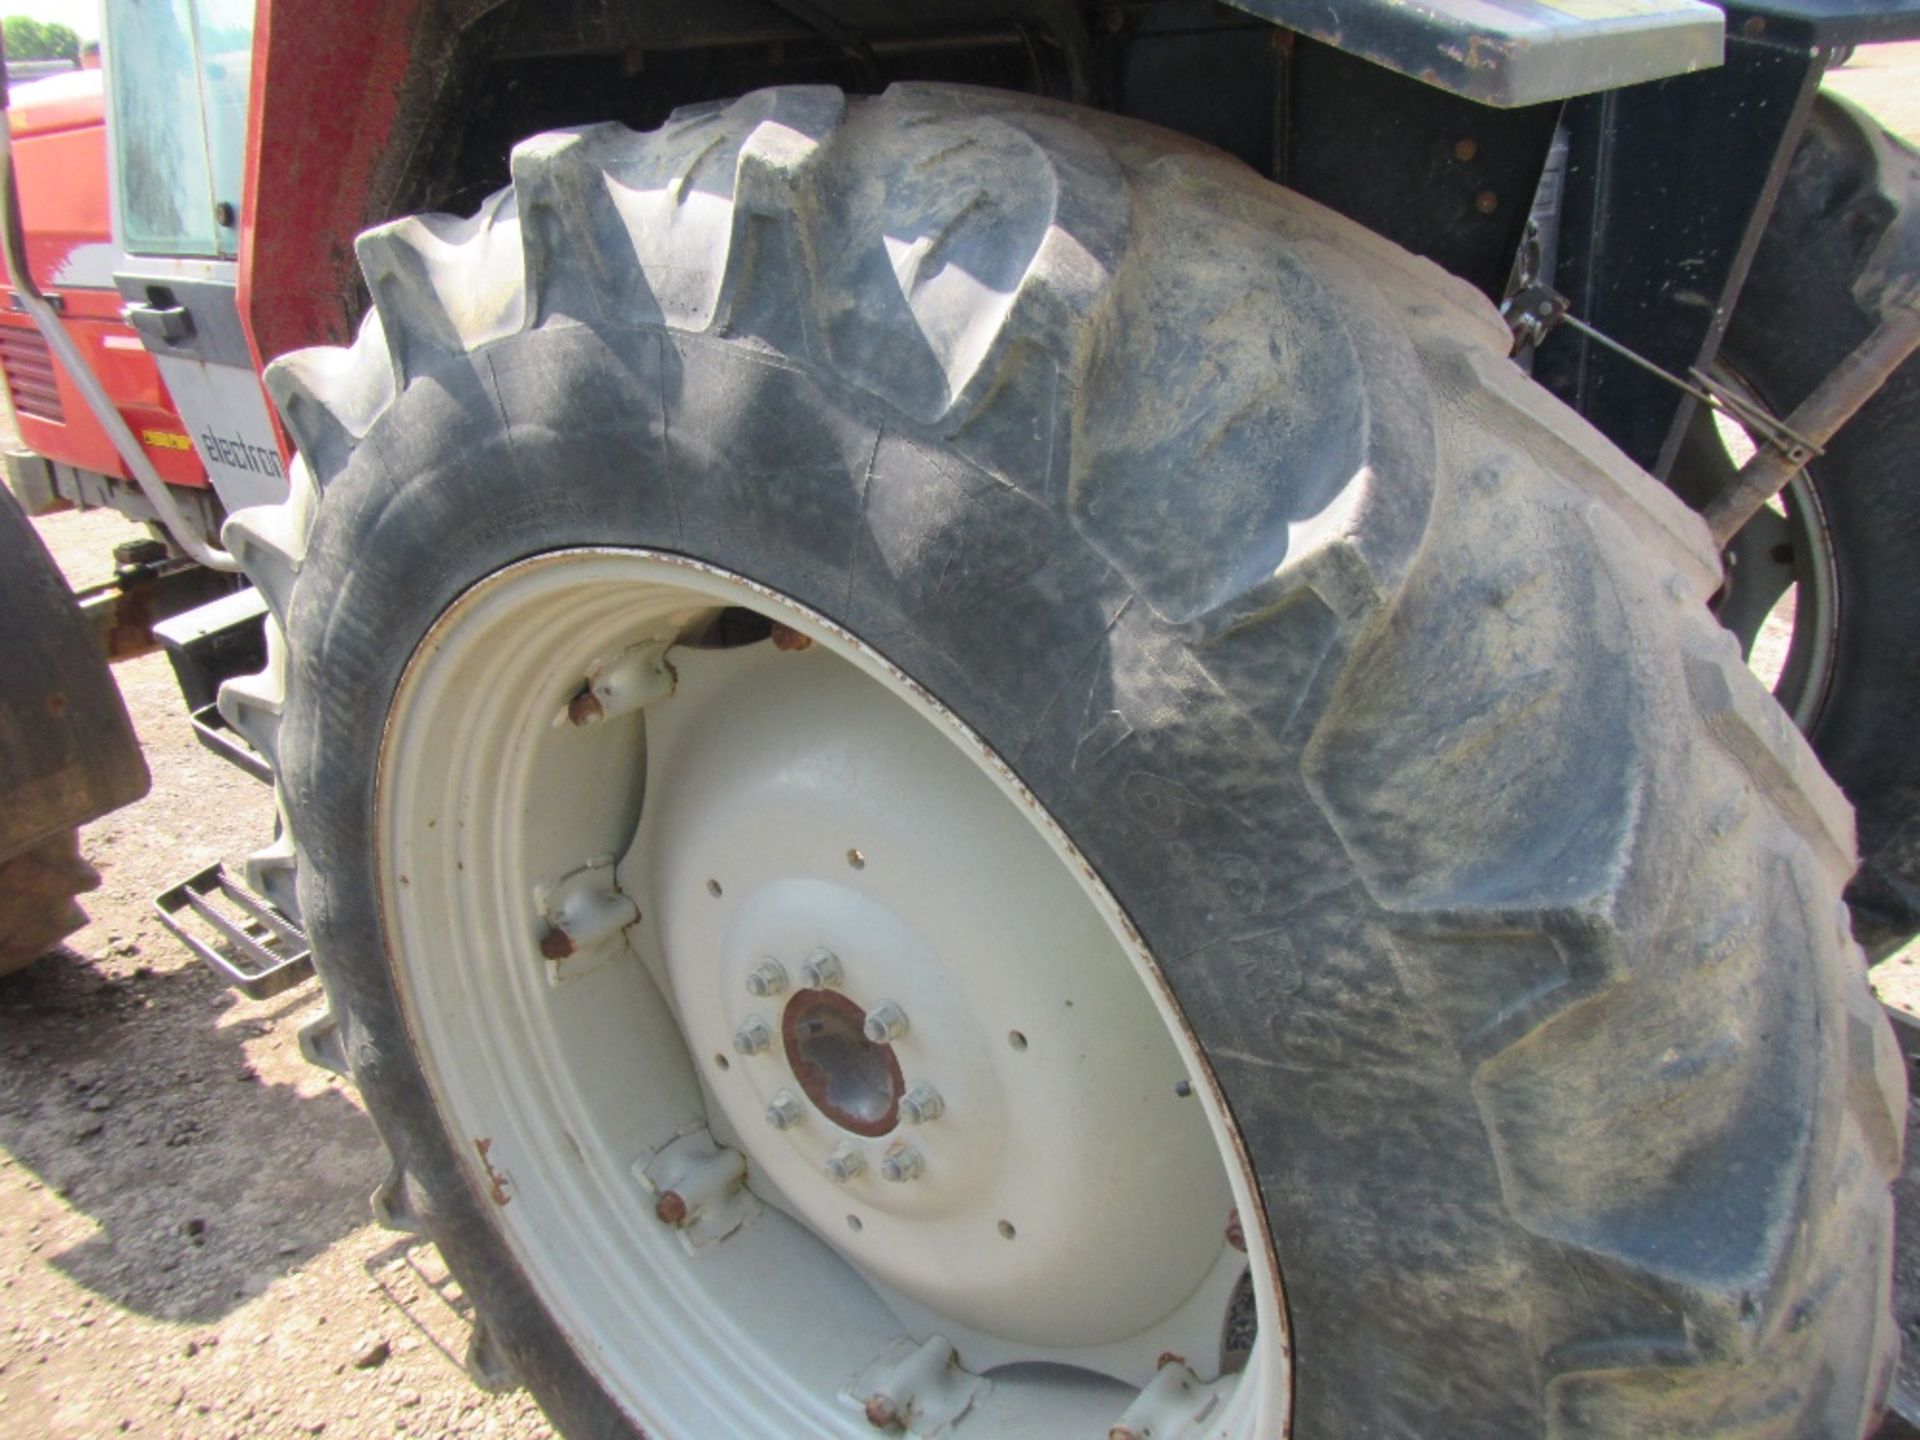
900, 1083, 944, 1125
1226, 1206, 1247, 1253
1474, 189, 1500, 215
746, 959, 789, 998
566, 688, 605, 726
1453, 137, 1478, 163
863, 1000, 910, 1045
799, 948, 843, 989
1743, 14, 1766, 35
770, 622, 813, 652
864, 1393, 904, 1429
765, 1090, 804, 1131
655, 1190, 689, 1226
538, 925, 576, 961
879, 1145, 924, 1183
733, 1015, 773, 1056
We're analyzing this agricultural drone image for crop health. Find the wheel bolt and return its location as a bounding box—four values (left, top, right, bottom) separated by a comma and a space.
745, 959, 788, 998
879, 1146, 924, 1183
826, 1143, 866, 1183
732, 1015, 772, 1056
863, 1000, 909, 1044
900, 1083, 944, 1125
799, 948, 843, 989
765, 1090, 804, 1131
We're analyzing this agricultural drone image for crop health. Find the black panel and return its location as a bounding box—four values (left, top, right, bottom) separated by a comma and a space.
1283, 39, 1561, 301
1533, 33, 1821, 475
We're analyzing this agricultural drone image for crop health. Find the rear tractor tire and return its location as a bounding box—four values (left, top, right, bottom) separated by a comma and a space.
1676, 93, 1920, 957
224, 85, 1903, 1438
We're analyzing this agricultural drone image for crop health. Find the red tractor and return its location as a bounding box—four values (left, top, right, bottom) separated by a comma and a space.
3, 1, 1919, 1436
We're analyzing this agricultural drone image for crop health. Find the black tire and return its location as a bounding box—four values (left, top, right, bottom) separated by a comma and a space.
225, 85, 1903, 1437
0, 829, 99, 976
1683, 93, 1920, 957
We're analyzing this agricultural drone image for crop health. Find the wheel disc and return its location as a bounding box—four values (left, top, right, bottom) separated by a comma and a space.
375, 548, 1289, 1437
1693, 370, 1841, 731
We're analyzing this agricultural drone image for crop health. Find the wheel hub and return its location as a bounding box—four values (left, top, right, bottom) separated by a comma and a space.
782, 988, 904, 1136
634, 642, 1231, 1353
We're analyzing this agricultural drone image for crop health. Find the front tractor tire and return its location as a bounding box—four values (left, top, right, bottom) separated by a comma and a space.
224, 86, 1901, 1438
0, 830, 100, 976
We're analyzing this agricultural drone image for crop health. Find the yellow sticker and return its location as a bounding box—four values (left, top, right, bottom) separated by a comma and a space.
140, 429, 193, 451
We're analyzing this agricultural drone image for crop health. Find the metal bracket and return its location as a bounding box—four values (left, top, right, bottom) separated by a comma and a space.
637, 1127, 760, 1256
1108, 1358, 1225, 1440
559, 640, 675, 727
1504, 283, 1821, 461
846, 1336, 985, 1436
189, 703, 273, 783
533, 855, 640, 986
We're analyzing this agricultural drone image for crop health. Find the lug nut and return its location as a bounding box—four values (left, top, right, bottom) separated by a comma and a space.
745, 959, 788, 998
765, 1090, 804, 1131
879, 1146, 924, 1183
732, 1015, 773, 1056
826, 1143, 866, 1183
900, 1083, 944, 1125
863, 1000, 909, 1045
799, 948, 843, 989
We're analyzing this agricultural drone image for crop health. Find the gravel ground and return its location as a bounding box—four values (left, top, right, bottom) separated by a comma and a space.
3, 48, 1919, 1440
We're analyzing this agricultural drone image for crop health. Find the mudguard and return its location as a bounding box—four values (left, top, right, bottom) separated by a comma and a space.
0, 483, 147, 861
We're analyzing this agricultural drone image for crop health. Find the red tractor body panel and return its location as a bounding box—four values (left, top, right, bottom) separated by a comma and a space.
0, 69, 207, 491
240, 0, 426, 376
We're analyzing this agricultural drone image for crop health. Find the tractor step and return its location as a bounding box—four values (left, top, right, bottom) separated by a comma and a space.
187, 702, 272, 784
154, 861, 311, 999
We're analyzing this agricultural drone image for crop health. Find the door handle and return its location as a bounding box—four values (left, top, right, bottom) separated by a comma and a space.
123, 301, 194, 346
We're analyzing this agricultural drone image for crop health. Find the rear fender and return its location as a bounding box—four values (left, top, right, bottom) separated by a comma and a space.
0, 483, 148, 859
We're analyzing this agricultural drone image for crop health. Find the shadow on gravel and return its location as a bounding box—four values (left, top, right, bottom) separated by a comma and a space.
363, 1235, 482, 1375
0, 944, 381, 1324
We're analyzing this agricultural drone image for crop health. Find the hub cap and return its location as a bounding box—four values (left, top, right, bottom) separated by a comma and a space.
377, 550, 1288, 1437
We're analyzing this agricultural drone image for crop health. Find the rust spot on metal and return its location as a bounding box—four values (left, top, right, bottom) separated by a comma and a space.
864, 1394, 903, 1429
1474, 189, 1499, 215
770, 621, 813, 652
539, 925, 575, 960
567, 688, 605, 726
44, 690, 67, 717
1157, 1351, 1186, 1369
1226, 1206, 1247, 1253
1452, 137, 1478, 163
655, 1190, 689, 1226
1109, 1427, 1145, 1440
474, 1138, 512, 1206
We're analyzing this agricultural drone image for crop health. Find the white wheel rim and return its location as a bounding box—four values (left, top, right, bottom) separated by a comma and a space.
377, 549, 1290, 1437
